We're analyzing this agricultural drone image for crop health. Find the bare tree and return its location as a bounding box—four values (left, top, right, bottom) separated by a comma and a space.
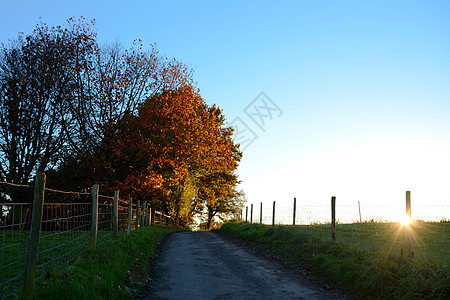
0, 19, 96, 201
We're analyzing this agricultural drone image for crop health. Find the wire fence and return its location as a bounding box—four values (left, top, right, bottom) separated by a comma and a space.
0, 202, 32, 299
0, 174, 174, 300
36, 202, 91, 283
242, 194, 449, 267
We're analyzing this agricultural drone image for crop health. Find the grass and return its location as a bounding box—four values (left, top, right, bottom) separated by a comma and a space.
1, 229, 113, 298
220, 222, 449, 299
1, 226, 184, 299
34, 225, 184, 299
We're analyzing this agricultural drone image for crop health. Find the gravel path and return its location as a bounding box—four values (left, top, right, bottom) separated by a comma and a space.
142, 231, 340, 300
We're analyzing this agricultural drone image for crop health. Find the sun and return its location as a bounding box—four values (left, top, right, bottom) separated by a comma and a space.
400, 215, 411, 226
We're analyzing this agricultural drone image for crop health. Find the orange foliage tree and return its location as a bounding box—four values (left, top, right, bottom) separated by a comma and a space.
110, 85, 242, 226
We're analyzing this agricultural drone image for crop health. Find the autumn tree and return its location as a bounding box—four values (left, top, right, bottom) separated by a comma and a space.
61, 84, 242, 226
197, 172, 245, 230
109, 86, 230, 219
194, 117, 243, 229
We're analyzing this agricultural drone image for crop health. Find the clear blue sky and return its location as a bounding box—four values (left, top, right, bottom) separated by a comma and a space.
1, 0, 449, 220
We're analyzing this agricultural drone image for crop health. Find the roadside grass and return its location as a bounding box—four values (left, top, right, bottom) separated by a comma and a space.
32, 226, 184, 299
221, 222, 449, 299
1, 230, 110, 299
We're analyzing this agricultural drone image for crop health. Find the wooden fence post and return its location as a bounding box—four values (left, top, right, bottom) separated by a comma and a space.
127, 197, 132, 234
250, 204, 253, 223
150, 207, 152, 225
331, 196, 336, 241
136, 199, 140, 230
23, 172, 46, 300
245, 206, 248, 222
358, 201, 362, 223
113, 191, 119, 236
260, 202, 263, 224
406, 191, 414, 257
272, 201, 276, 226
90, 184, 99, 250
293, 197, 296, 226
142, 202, 147, 226
149, 207, 151, 225
151, 207, 155, 225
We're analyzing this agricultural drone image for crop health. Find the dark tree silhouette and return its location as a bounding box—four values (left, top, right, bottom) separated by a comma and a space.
0, 19, 97, 201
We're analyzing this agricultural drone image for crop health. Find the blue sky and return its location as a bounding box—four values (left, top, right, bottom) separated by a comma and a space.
1, 0, 449, 221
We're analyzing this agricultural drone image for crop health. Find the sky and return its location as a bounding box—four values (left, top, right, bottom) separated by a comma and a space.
1, 0, 449, 222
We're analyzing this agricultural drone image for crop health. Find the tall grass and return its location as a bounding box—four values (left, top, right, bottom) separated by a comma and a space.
221, 222, 449, 299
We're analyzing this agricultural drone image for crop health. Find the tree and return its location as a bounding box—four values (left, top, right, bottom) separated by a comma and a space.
56, 85, 242, 227
194, 105, 243, 229
0, 18, 243, 228
197, 172, 245, 230
109, 86, 227, 215
0, 18, 193, 198
68, 40, 193, 156
119, 87, 242, 226
51, 39, 194, 196
0, 18, 96, 201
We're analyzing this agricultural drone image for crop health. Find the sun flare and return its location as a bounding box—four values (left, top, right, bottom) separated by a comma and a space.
400, 216, 411, 226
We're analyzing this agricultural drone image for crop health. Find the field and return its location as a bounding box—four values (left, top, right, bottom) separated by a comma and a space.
297, 221, 448, 265
221, 221, 449, 299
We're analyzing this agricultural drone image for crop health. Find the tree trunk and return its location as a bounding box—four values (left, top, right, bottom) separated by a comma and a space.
206, 206, 216, 230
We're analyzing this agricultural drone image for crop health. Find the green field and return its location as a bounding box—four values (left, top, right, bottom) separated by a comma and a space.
296, 221, 448, 266
221, 221, 449, 299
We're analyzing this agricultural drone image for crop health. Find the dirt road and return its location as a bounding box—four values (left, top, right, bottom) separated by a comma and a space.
142, 231, 340, 300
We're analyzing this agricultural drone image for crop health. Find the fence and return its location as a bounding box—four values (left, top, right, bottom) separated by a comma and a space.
0, 172, 173, 300
242, 191, 448, 267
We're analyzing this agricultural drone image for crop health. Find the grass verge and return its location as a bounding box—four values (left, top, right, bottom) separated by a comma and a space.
33, 226, 184, 299
220, 222, 449, 299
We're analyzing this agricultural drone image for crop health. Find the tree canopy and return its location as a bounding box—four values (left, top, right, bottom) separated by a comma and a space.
0, 18, 243, 228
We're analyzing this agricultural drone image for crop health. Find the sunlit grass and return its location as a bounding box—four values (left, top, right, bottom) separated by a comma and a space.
221, 221, 449, 299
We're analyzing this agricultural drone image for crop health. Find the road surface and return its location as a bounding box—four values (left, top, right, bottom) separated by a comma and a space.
142, 231, 344, 300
